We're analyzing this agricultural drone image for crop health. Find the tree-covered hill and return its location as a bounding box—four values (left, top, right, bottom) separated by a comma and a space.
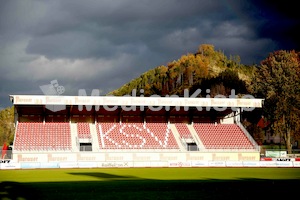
108, 44, 256, 97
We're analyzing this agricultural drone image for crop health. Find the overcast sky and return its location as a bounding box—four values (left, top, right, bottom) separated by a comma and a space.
0, 0, 299, 109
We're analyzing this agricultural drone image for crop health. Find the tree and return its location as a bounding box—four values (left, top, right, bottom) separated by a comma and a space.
0, 106, 15, 145
255, 50, 300, 153
197, 44, 215, 57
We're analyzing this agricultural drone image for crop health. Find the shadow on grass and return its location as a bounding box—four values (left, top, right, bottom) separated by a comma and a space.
68, 172, 138, 180
1, 175, 300, 200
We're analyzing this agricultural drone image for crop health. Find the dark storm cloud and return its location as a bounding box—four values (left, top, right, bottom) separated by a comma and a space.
24, 0, 227, 60
0, 0, 298, 108
227, 0, 300, 51
256, 2, 300, 51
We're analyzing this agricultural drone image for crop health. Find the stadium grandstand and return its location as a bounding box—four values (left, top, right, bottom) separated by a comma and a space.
4, 94, 265, 168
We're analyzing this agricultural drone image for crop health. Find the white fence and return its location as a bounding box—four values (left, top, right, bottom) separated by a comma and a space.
1, 149, 300, 169
1, 159, 300, 169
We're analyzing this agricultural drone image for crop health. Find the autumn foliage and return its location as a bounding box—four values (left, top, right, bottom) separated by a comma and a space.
109, 44, 254, 97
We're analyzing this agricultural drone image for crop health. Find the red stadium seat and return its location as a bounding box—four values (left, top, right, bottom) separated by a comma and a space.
96, 122, 179, 150
77, 122, 92, 139
14, 122, 72, 151
193, 123, 254, 150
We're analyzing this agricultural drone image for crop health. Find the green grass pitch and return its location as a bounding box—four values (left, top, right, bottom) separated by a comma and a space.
1, 167, 300, 200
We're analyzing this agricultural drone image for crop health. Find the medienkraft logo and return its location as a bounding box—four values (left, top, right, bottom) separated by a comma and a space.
39, 80, 66, 112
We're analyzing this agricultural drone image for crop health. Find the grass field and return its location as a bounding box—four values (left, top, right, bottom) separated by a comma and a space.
1, 167, 300, 200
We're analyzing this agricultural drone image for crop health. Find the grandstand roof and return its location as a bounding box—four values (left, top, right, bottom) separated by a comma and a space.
10, 95, 263, 108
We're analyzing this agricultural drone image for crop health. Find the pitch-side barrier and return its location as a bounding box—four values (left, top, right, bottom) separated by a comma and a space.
1, 158, 300, 169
